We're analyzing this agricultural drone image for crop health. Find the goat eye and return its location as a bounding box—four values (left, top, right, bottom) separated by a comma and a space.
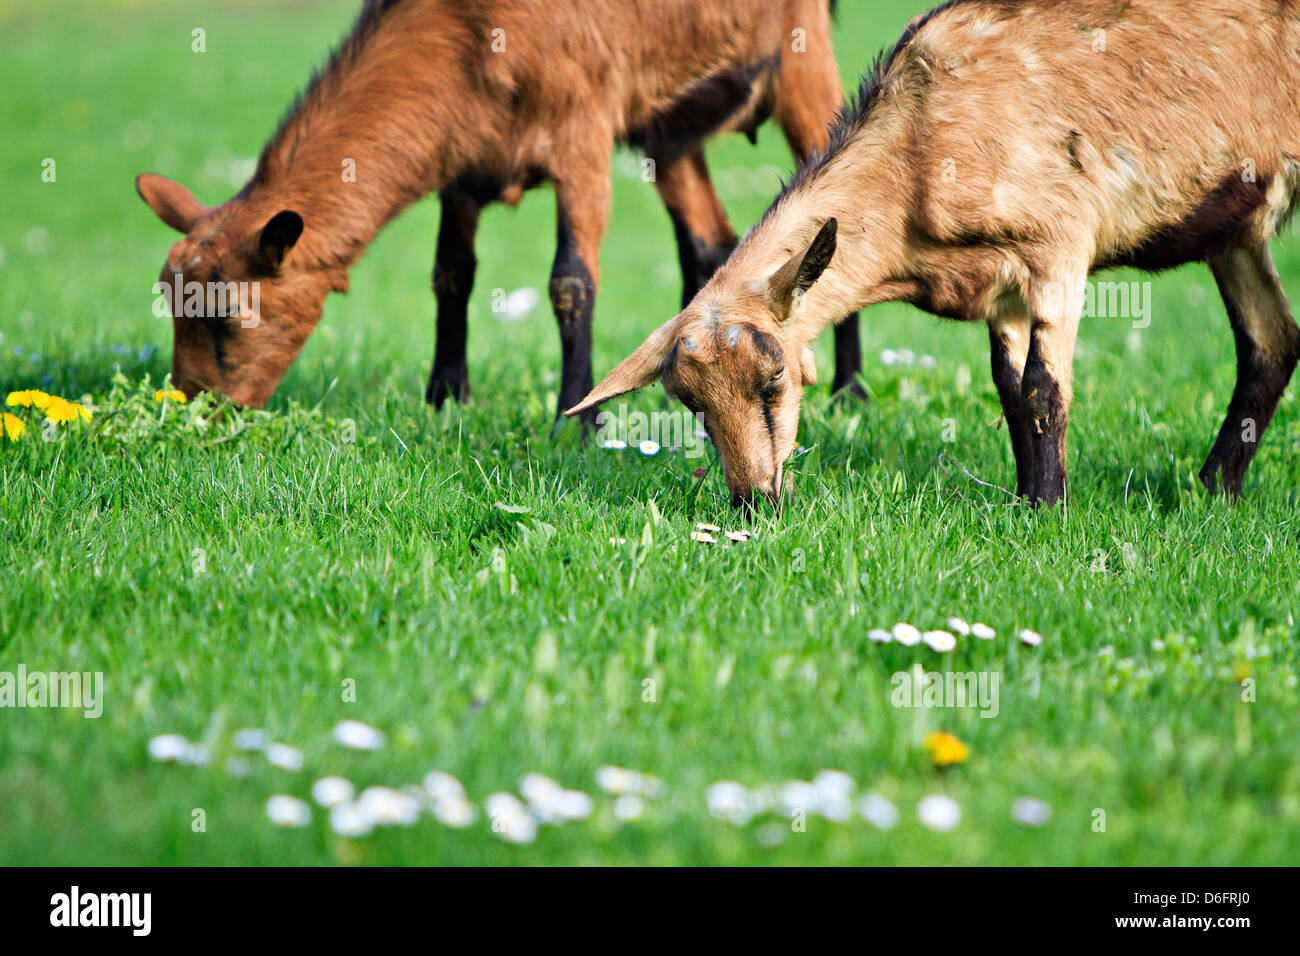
765, 368, 785, 389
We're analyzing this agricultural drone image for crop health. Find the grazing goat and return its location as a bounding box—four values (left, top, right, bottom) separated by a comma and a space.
136, 0, 865, 418
570, 0, 1300, 507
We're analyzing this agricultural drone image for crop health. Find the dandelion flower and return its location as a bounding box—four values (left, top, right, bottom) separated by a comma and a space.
923, 731, 971, 767
859, 792, 900, 830
332, 719, 385, 751
970, 623, 996, 640
43, 397, 87, 425
265, 743, 305, 771
1011, 797, 1052, 827
311, 777, 356, 808
2, 413, 25, 442
6, 389, 51, 409
638, 439, 660, 456
892, 623, 922, 646
1018, 628, 1044, 647
923, 630, 957, 652
265, 795, 311, 828
946, 617, 971, 636
154, 388, 187, 403
917, 794, 962, 832
868, 628, 893, 644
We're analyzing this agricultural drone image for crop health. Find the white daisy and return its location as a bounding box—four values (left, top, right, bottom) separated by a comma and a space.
520, 773, 562, 807
265, 795, 311, 828
691, 530, 718, 544
638, 440, 660, 456
550, 790, 594, 821
432, 796, 477, 828
357, 786, 420, 826
970, 623, 996, 640
265, 743, 304, 772
601, 439, 627, 450
923, 630, 957, 652
147, 734, 189, 762
329, 802, 373, 838
725, 530, 752, 542
498, 812, 539, 844
706, 781, 751, 824
233, 728, 269, 752
868, 628, 893, 643
917, 794, 962, 832
946, 617, 972, 636
595, 765, 638, 796
311, 776, 355, 808
1011, 797, 1052, 827
332, 720, 385, 751
892, 623, 922, 646
859, 792, 900, 830
609, 536, 627, 545
423, 771, 466, 803
695, 523, 722, 533
880, 349, 899, 366
613, 794, 646, 822
1018, 628, 1044, 647
178, 742, 211, 766
813, 770, 855, 800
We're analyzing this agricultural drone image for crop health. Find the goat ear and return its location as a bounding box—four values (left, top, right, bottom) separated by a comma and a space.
566, 319, 676, 417
766, 218, 838, 318
255, 210, 304, 270
136, 173, 209, 234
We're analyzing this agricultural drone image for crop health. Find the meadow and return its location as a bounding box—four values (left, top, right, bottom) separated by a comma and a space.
1, 0, 1298, 865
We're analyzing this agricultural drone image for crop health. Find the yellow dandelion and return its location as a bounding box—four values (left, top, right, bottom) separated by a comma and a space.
43, 397, 88, 426
6, 389, 53, 409
154, 388, 187, 404
2, 412, 25, 442
923, 731, 971, 767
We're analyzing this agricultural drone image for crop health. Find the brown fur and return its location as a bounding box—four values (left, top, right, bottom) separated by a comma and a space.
573, 0, 1300, 507
136, 0, 857, 414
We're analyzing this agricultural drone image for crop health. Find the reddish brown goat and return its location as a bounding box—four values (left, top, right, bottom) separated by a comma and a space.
572, 0, 1300, 507
136, 0, 864, 419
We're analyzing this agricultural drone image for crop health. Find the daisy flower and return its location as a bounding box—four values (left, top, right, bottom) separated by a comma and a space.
332, 719, 385, 751
1011, 797, 1052, 827
892, 623, 922, 646
265, 795, 311, 828
946, 617, 972, 636
970, 623, 996, 640
859, 792, 900, 830
691, 530, 717, 544
923, 630, 957, 652
638, 440, 660, 455
311, 777, 356, 808
868, 628, 893, 643
1018, 628, 1044, 647
917, 794, 962, 832
265, 743, 304, 771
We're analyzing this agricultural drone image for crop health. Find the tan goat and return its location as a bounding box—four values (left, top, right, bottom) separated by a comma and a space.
570, 0, 1300, 507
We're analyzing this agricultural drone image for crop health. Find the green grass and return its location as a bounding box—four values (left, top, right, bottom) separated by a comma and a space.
2, 0, 1299, 866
